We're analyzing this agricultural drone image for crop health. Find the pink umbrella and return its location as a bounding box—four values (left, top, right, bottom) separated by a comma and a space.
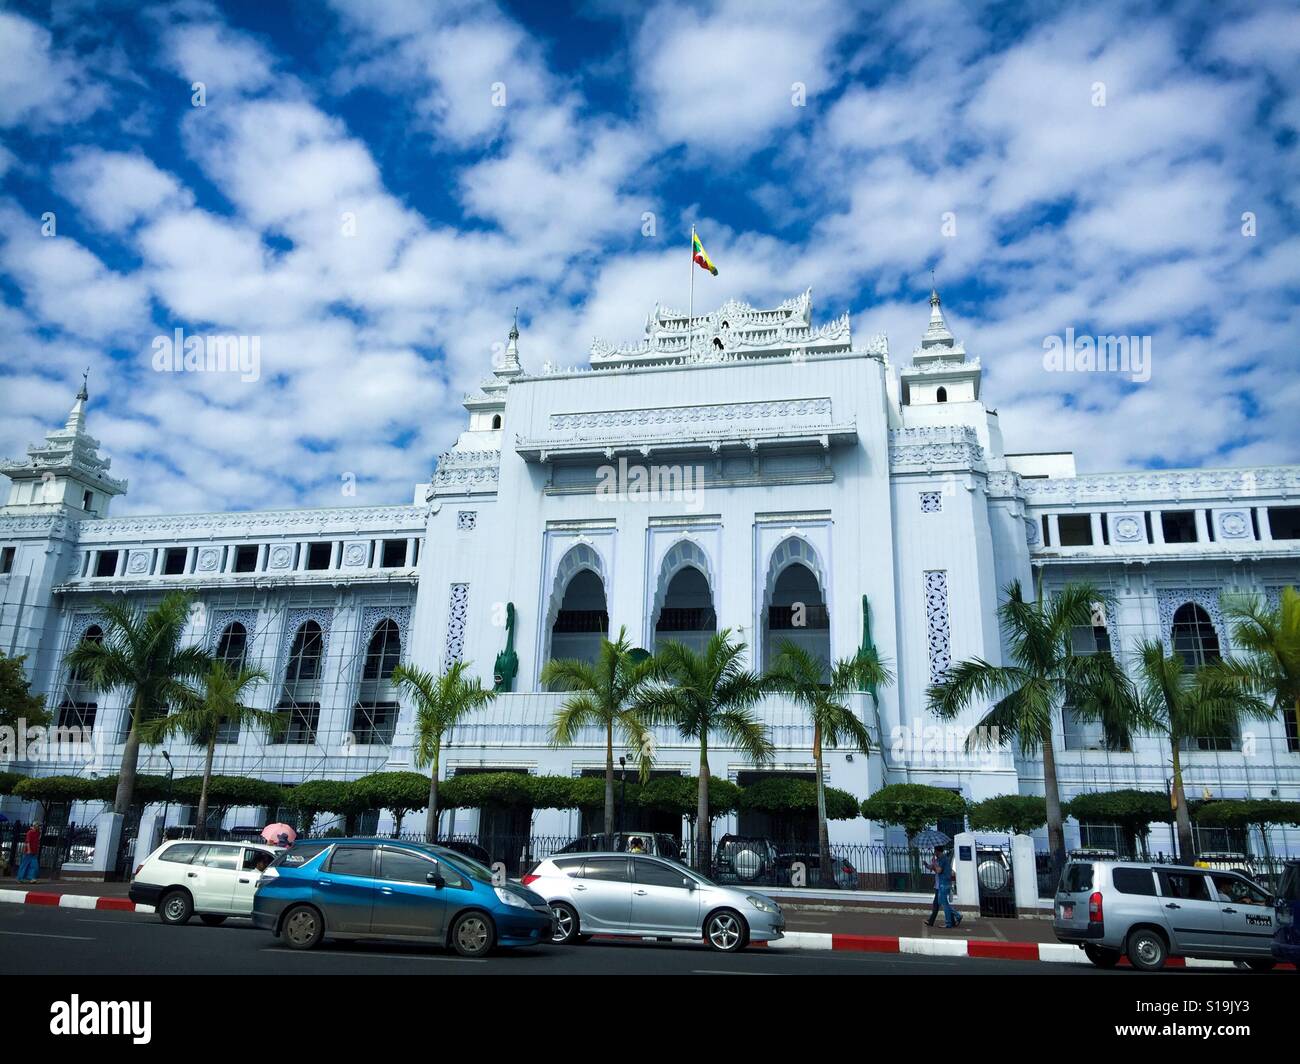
262, 823, 297, 846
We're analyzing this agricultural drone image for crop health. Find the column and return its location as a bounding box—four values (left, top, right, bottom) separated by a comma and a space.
114, 549, 127, 577
329, 541, 342, 570
1047, 513, 1061, 547
1194, 509, 1209, 543
405, 538, 417, 567
1257, 507, 1273, 541
1089, 512, 1104, 546
257, 543, 269, 571
1150, 510, 1165, 544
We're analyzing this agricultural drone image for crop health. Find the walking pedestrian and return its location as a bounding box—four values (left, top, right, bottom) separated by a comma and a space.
924, 843, 962, 928
17, 821, 42, 883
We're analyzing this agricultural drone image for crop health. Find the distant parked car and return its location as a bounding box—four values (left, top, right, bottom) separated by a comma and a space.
556, 832, 680, 860
252, 838, 553, 957
1272, 859, 1300, 967
130, 839, 279, 926
774, 851, 858, 889
437, 839, 493, 866
524, 851, 785, 951
1054, 859, 1279, 971
713, 835, 779, 883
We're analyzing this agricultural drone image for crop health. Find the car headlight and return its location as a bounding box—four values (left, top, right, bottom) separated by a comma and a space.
494, 887, 532, 909
746, 895, 777, 914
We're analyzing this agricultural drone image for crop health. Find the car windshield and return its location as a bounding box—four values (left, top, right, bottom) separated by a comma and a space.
430, 846, 494, 883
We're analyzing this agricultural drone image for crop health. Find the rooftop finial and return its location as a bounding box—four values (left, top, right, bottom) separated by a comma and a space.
77, 367, 89, 402
509, 306, 519, 342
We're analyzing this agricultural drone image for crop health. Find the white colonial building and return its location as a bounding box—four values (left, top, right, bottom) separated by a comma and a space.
2, 289, 1298, 856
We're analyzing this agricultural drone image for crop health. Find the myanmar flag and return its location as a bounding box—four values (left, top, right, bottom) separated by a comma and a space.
692, 231, 718, 275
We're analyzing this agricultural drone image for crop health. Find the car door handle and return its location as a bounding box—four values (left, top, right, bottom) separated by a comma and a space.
380, 887, 394, 894
634, 889, 648, 896
187, 872, 198, 878
1165, 902, 1180, 909
573, 884, 587, 891
1222, 907, 1237, 914
239, 878, 251, 884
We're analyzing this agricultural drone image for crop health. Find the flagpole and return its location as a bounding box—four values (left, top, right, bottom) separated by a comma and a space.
688, 223, 695, 355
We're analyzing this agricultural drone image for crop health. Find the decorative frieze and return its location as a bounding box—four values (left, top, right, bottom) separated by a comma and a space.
444, 584, 469, 666
924, 570, 951, 684
549, 397, 832, 435
1020, 467, 1300, 504
72, 505, 425, 542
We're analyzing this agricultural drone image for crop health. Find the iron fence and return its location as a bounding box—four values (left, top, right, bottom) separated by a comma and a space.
1, 821, 95, 879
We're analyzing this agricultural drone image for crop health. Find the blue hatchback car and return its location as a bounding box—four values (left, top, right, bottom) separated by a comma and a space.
252, 838, 553, 957
1272, 859, 1300, 967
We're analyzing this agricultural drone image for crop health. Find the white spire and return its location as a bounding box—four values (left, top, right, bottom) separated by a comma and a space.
65, 368, 89, 433
498, 308, 522, 377
922, 286, 954, 349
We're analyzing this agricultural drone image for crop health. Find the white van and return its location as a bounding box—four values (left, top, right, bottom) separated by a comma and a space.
129, 840, 279, 925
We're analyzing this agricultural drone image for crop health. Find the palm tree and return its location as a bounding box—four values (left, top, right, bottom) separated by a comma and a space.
63, 591, 210, 816
140, 660, 274, 839
767, 641, 893, 886
542, 629, 655, 843
927, 580, 1136, 865
636, 629, 774, 870
391, 661, 498, 842
1218, 587, 1300, 753
1132, 639, 1272, 860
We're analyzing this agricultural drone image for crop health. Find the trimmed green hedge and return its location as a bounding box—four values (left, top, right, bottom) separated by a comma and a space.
1064, 789, 1172, 827
969, 794, 1047, 835
860, 783, 967, 838
735, 776, 859, 821
1194, 799, 1300, 829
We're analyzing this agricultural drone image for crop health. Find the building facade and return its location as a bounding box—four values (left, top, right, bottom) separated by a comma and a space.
3, 291, 1298, 853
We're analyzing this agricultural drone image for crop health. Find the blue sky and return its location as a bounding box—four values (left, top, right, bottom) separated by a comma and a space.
1, 0, 1297, 515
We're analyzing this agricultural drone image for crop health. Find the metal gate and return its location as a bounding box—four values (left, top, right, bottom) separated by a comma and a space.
976, 845, 1017, 918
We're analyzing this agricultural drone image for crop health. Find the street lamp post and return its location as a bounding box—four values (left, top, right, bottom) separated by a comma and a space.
160, 751, 174, 840
618, 756, 627, 838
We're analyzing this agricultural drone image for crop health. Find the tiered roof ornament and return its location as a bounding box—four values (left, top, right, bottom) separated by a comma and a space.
900, 283, 981, 404
587, 289, 883, 368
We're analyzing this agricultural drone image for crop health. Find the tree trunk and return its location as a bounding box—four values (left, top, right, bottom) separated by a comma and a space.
425, 743, 440, 843
604, 720, 615, 845
113, 697, 143, 816
195, 738, 216, 841
697, 732, 710, 872
1170, 741, 1195, 860
814, 722, 833, 888
1041, 728, 1065, 866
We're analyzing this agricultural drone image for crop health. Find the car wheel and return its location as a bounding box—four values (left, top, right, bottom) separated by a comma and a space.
199, 914, 228, 927
1245, 959, 1276, 972
704, 909, 748, 952
550, 902, 581, 945
1084, 944, 1121, 968
158, 889, 193, 926
450, 912, 495, 958
281, 905, 324, 950
1126, 928, 1168, 972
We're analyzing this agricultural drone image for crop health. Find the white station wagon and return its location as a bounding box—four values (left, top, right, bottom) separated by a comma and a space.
130, 840, 279, 925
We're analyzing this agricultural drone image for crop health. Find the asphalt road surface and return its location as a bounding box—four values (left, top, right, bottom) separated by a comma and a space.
0, 903, 1274, 976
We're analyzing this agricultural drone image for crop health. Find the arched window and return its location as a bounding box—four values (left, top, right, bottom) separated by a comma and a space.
362, 619, 401, 681
762, 539, 829, 672
654, 566, 717, 655
354, 619, 401, 745
1171, 603, 1219, 667
549, 568, 609, 669
936, 386, 948, 403
59, 625, 102, 731
215, 622, 248, 669
491, 414, 502, 430
277, 621, 323, 744
1062, 612, 1125, 751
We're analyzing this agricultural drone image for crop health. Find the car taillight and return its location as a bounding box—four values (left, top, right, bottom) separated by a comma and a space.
520, 873, 539, 886
1088, 891, 1103, 922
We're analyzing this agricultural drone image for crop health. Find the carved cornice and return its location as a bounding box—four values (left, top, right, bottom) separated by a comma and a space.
888, 426, 986, 472
72, 505, 425, 543
549, 397, 832, 436
1020, 466, 1300, 505
432, 449, 501, 493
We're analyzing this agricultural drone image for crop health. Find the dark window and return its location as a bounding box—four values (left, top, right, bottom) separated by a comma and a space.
159, 843, 202, 865
56, 701, 97, 731
380, 539, 406, 568
83, 490, 94, 511
0, 546, 14, 574
491, 414, 502, 430
633, 859, 689, 888
1157, 870, 1211, 901
1210, 873, 1269, 906
552, 857, 585, 876
1171, 603, 1219, 668
362, 620, 401, 680
215, 623, 248, 668
328, 846, 374, 877
1059, 863, 1093, 893
233, 545, 259, 572
284, 622, 323, 685
273, 842, 332, 868
200, 846, 240, 870
306, 542, 332, 570
553, 609, 610, 633
1269, 506, 1300, 540
162, 548, 187, 575
274, 701, 320, 744
581, 857, 630, 883
1279, 864, 1300, 902
242, 848, 271, 871
379, 848, 438, 884
1112, 867, 1157, 896
1041, 515, 1052, 546
94, 551, 118, 577
1161, 510, 1198, 543
1057, 514, 1093, 546
936, 386, 948, 403
351, 702, 398, 745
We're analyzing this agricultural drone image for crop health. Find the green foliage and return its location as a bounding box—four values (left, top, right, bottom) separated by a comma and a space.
170, 775, 283, 812
1064, 789, 1172, 827
0, 652, 49, 732
288, 779, 365, 818
1194, 799, 1300, 829
436, 771, 532, 810
93, 774, 172, 805
969, 794, 1048, 834
524, 774, 582, 810
13, 775, 103, 809
859, 783, 967, 838
351, 772, 431, 819
735, 776, 860, 821
0, 771, 25, 795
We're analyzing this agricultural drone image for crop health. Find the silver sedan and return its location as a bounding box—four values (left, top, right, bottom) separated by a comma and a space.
523, 852, 785, 952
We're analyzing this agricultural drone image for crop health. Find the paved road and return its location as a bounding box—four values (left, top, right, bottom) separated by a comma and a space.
0, 903, 1263, 976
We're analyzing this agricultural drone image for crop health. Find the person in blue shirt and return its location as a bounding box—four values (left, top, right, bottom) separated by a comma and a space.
924, 844, 962, 928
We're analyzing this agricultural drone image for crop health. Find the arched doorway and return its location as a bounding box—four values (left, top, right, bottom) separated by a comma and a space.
762, 538, 829, 671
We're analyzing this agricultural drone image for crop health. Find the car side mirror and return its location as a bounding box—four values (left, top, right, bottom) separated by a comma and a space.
427, 871, 445, 888
683, 878, 695, 891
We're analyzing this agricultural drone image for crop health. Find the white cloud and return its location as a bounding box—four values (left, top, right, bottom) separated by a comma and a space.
0, 11, 106, 127
53, 149, 194, 233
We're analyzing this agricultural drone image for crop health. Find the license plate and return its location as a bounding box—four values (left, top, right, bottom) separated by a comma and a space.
1061, 904, 1074, 919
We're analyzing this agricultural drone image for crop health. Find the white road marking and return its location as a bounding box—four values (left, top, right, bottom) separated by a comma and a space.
0, 930, 94, 940
260, 948, 486, 963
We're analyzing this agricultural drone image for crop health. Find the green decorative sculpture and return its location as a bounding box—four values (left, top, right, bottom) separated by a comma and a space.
860, 594, 879, 697
493, 602, 518, 692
